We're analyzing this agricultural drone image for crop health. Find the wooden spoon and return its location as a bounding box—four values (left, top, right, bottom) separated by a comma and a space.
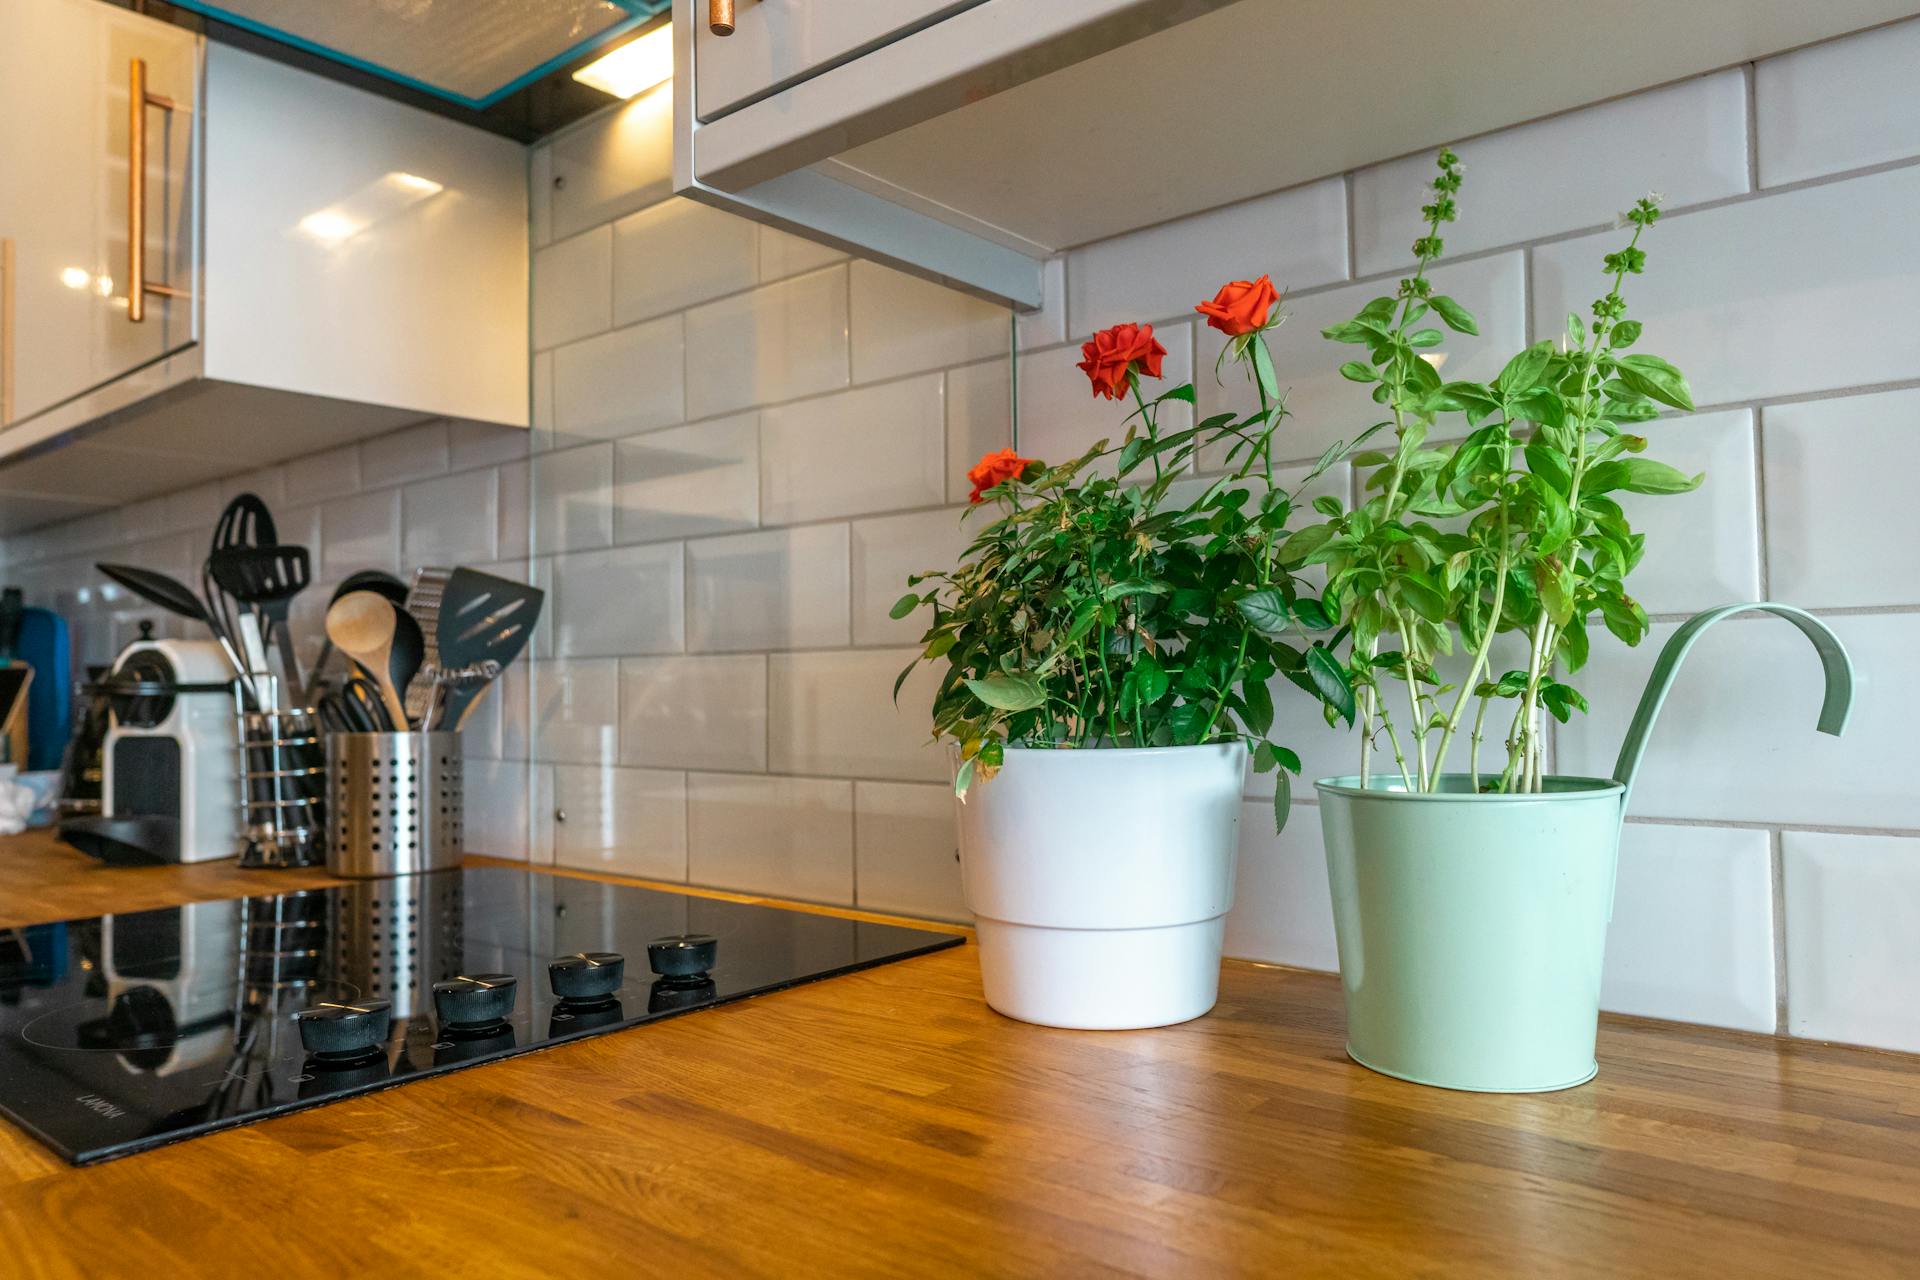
325, 592, 410, 730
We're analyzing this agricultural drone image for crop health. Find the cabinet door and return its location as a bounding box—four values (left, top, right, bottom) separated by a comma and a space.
694, 0, 983, 121
0, 0, 196, 428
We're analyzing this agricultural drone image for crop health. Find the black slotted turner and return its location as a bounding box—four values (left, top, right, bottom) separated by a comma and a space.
209, 545, 312, 695
432, 569, 544, 731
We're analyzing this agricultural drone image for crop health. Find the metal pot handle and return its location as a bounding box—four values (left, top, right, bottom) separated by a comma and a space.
1611, 601, 1854, 814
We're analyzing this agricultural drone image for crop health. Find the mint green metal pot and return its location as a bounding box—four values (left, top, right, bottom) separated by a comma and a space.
1315, 603, 1855, 1093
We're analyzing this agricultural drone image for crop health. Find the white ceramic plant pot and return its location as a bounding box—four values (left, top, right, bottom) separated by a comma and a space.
956, 743, 1247, 1030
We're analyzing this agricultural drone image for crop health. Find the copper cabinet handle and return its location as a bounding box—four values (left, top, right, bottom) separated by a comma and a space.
710, 0, 735, 36
1, 237, 13, 426
127, 57, 188, 324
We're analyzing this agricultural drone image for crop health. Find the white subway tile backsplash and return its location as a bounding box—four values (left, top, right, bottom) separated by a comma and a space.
546, 86, 674, 241
360, 420, 448, 488
1531, 165, 1920, 405
613, 198, 758, 327
1015, 256, 1067, 351
320, 488, 400, 578
686, 524, 850, 652
531, 443, 613, 555
1353, 71, 1750, 275
1784, 830, 1920, 1053
528, 658, 622, 766
944, 358, 1012, 504
465, 758, 551, 863
529, 142, 553, 249
1603, 822, 1776, 1032
1557, 612, 1920, 830
620, 654, 768, 772
853, 782, 966, 921
532, 226, 613, 351
849, 506, 973, 646
757, 224, 846, 282
688, 773, 855, 904
402, 468, 497, 569
551, 764, 688, 882
497, 461, 530, 560
684, 266, 850, 419
553, 542, 684, 658
1223, 801, 1337, 972
448, 421, 531, 471
1197, 252, 1525, 468
760, 375, 945, 525
551, 314, 685, 445
531, 351, 555, 452
613, 414, 760, 544
1067, 177, 1348, 336
1618, 409, 1761, 615
849, 261, 1009, 384
1763, 388, 1920, 608
1756, 17, 1920, 187
767, 649, 944, 783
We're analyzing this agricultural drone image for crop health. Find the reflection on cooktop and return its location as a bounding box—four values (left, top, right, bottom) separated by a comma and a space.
0, 869, 961, 1165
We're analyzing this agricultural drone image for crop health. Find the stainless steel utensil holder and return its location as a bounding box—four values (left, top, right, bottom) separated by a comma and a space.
326, 731, 463, 877
236, 681, 326, 869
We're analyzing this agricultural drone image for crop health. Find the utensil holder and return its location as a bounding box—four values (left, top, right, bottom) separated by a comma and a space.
326, 731, 463, 877
236, 681, 326, 869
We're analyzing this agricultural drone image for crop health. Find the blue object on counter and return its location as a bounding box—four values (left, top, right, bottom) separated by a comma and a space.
15, 607, 70, 773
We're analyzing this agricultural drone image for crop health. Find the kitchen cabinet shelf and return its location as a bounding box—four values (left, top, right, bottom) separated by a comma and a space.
674, 0, 1919, 308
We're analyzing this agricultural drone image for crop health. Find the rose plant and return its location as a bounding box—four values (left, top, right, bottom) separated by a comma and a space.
1281, 149, 1702, 792
892, 276, 1349, 831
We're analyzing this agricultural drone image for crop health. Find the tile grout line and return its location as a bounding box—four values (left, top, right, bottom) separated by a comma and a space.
1771, 827, 1790, 1035
1752, 406, 1773, 598
1743, 61, 1762, 191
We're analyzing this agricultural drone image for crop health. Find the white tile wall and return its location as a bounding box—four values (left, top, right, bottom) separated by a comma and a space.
766, 650, 945, 783
684, 266, 851, 419
1755, 17, 1920, 187
1617, 408, 1762, 615
758, 224, 846, 281
613, 414, 760, 544
1557, 612, 1920, 830
760, 376, 945, 525
1066, 177, 1347, 337
1223, 802, 1338, 972
532, 226, 612, 351
613, 197, 759, 326
550, 314, 685, 445
620, 655, 768, 772
688, 773, 855, 904
528, 658, 622, 766
1603, 822, 1776, 1032
1352, 71, 1751, 275
403, 468, 498, 569
1762, 388, 1920, 609
531, 443, 613, 554
849, 261, 1010, 383
1783, 830, 1920, 1052
1530, 165, 1920, 406
552, 764, 687, 882
552, 543, 684, 658
849, 506, 973, 646
685, 524, 851, 652
853, 782, 966, 921
1015, 324, 1196, 472
360, 420, 449, 486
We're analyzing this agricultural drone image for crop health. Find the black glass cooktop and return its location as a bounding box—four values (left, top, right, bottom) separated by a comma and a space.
0, 868, 962, 1165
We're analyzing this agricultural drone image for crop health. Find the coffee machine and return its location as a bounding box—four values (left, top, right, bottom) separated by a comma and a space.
98, 638, 238, 862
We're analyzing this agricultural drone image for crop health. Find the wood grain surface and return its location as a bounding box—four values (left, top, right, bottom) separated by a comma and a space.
2, 831, 1919, 1278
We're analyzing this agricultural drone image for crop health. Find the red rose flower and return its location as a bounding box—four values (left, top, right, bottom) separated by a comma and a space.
967, 447, 1036, 504
1195, 275, 1279, 336
1076, 323, 1167, 400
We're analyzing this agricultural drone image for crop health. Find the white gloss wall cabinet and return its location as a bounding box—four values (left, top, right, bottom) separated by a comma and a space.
0, 21, 527, 532
672, 0, 1912, 308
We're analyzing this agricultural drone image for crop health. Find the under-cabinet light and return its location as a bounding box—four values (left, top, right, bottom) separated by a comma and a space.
572, 23, 673, 100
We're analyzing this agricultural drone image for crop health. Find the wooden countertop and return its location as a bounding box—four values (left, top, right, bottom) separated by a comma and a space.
3, 831, 1919, 1277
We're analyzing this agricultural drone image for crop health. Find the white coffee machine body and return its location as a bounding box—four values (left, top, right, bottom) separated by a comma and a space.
102, 639, 239, 863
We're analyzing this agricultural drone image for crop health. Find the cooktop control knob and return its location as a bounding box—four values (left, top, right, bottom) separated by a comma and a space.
431, 973, 518, 1030
647, 934, 718, 980
293, 998, 392, 1061
548, 951, 625, 1002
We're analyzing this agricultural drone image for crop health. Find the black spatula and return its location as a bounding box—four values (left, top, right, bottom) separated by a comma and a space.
96, 564, 208, 622
209, 545, 311, 695
431, 569, 544, 731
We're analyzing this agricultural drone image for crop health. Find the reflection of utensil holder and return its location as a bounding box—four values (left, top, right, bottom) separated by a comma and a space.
326, 874, 464, 1022
236, 680, 326, 869
325, 732, 463, 877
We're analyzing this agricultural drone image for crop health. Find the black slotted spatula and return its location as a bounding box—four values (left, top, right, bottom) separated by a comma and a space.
432, 569, 544, 731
